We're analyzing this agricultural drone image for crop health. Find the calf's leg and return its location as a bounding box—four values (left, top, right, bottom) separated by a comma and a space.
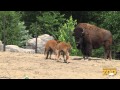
46, 51, 49, 59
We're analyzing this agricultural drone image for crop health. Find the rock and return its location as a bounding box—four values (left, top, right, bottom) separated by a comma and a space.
26, 34, 54, 54
6, 45, 35, 53
0, 41, 3, 51
21, 48, 35, 53
6, 45, 20, 52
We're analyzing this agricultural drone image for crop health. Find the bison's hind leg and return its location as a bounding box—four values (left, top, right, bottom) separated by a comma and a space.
107, 50, 112, 60
49, 49, 53, 59
46, 50, 49, 59
104, 41, 112, 60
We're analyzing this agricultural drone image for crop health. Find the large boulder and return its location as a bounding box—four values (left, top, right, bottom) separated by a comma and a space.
26, 34, 54, 54
6, 45, 20, 52
6, 45, 35, 53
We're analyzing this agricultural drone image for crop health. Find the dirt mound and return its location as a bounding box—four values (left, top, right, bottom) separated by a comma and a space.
0, 52, 119, 79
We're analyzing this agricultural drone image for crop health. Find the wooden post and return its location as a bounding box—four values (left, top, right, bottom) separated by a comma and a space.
3, 16, 6, 51
35, 22, 37, 53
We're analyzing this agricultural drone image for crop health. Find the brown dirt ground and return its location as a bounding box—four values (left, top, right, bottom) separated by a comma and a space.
0, 51, 120, 79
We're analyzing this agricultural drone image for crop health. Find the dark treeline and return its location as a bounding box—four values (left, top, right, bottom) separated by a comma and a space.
0, 11, 120, 58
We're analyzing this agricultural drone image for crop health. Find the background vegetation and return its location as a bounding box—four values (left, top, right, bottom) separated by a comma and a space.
0, 11, 120, 58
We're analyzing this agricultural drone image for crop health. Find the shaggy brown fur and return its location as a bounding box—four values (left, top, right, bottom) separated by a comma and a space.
44, 40, 60, 59
73, 23, 112, 60
56, 42, 71, 63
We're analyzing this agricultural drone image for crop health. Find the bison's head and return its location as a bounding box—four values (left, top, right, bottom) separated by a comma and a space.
72, 27, 85, 49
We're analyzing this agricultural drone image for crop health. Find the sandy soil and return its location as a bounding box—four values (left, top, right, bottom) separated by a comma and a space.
0, 51, 120, 79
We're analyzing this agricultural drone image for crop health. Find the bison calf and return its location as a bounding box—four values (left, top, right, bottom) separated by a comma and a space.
44, 40, 60, 59
56, 42, 71, 63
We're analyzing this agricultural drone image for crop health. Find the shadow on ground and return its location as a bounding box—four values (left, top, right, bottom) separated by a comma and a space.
72, 57, 102, 60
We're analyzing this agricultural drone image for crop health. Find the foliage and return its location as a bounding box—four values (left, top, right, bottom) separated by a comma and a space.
17, 22, 32, 47
60, 11, 120, 58
58, 16, 80, 56
29, 22, 41, 37
29, 11, 66, 39
99, 12, 120, 41
19, 11, 42, 30
99, 12, 120, 58
85, 11, 120, 58
0, 11, 119, 58
0, 11, 32, 47
92, 47, 104, 58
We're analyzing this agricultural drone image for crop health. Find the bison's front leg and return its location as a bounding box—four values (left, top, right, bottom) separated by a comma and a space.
49, 50, 52, 59
56, 50, 61, 62
83, 55, 85, 60
86, 44, 92, 61
81, 48, 86, 60
104, 49, 108, 60
64, 51, 69, 63
104, 49, 112, 60
53, 49, 58, 60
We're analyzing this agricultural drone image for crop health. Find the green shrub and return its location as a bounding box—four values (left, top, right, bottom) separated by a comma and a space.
58, 16, 81, 56
0, 11, 32, 47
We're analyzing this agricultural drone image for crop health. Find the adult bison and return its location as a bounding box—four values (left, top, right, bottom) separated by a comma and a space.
72, 23, 112, 60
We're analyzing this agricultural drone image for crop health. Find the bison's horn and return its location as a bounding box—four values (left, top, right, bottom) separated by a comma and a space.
82, 28, 85, 34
